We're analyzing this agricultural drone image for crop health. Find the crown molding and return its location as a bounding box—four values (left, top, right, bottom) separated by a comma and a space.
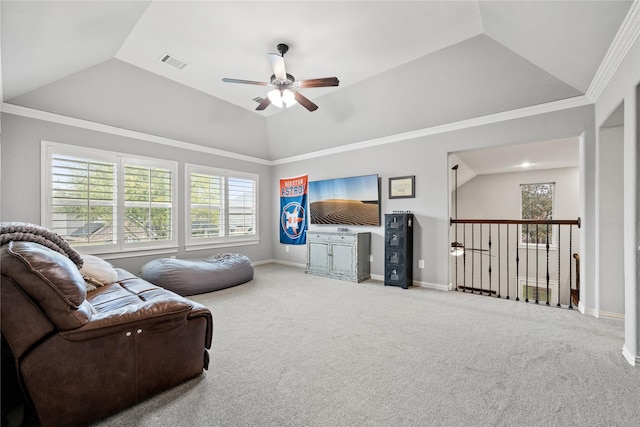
586, 0, 640, 101
3, 95, 592, 167
0, 103, 272, 166
271, 96, 593, 165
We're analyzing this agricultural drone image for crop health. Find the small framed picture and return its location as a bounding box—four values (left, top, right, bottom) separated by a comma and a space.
389, 175, 415, 199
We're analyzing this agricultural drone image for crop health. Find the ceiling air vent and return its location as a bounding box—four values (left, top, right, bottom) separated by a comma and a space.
159, 53, 188, 70
252, 97, 265, 104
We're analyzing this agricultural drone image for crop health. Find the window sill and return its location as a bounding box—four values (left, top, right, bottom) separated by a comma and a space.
185, 239, 260, 252
80, 246, 179, 260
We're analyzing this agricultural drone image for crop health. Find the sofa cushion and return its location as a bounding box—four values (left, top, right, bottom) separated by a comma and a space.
80, 254, 118, 287
1, 241, 92, 330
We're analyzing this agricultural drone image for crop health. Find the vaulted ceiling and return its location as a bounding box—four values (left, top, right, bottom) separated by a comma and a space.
1, 1, 634, 164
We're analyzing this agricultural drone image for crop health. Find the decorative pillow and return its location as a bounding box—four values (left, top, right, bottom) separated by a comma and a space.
80, 254, 118, 288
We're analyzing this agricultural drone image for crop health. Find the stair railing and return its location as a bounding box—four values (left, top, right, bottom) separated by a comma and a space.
450, 218, 581, 308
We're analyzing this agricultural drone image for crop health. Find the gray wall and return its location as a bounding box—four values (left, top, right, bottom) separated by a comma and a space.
594, 34, 640, 364
597, 126, 625, 316
272, 105, 595, 288
0, 93, 597, 303
265, 35, 580, 160
8, 59, 271, 159
456, 167, 579, 221
0, 113, 274, 273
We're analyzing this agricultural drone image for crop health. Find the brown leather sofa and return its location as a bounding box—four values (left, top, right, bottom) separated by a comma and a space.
1, 241, 213, 427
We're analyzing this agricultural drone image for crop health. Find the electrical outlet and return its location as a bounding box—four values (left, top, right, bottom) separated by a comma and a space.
369, 254, 374, 262
285, 246, 289, 253
418, 259, 424, 269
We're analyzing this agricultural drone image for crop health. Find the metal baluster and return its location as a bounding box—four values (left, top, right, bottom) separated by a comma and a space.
536, 225, 540, 303
449, 224, 458, 292
462, 223, 467, 292
471, 224, 475, 293
506, 225, 510, 300
488, 224, 492, 296
480, 224, 483, 294
525, 224, 529, 303
497, 224, 501, 298
545, 223, 550, 306
568, 226, 573, 309
516, 224, 520, 301
557, 224, 561, 307
455, 222, 458, 292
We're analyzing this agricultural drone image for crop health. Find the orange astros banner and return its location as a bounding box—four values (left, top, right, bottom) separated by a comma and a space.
280, 175, 308, 244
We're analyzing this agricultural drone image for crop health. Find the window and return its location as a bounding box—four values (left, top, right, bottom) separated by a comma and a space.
43, 141, 177, 253
186, 164, 258, 247
520, 182, 555, 245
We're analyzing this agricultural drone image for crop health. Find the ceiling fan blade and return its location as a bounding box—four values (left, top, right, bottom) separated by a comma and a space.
293, 91, 318, 111
255, 97, 271, 111
268, 53, 287, 81
296, 77, 340, 88
451, 242, 487, 251
222, 78, 268, 86
466, 248, 494, 257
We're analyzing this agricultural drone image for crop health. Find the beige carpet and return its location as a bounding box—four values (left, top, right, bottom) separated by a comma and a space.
94, 263, 639, 426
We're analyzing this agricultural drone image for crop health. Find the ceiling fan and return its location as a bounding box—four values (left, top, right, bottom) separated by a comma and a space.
222, 43, 339, 112
450, 241, 492, 257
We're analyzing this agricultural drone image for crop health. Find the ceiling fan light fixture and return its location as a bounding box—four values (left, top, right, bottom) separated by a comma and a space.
268, 89, 297, 108
450, 242, 465, 257
451, 246, 465, 257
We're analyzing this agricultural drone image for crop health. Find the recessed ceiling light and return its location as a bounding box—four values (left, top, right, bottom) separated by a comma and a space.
521, 161, 531, 168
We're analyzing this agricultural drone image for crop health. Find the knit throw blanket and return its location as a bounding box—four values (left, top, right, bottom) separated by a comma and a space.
0, 222, 84, 268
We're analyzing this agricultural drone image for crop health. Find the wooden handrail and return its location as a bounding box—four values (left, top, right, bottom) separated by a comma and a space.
451, 218, 581, 227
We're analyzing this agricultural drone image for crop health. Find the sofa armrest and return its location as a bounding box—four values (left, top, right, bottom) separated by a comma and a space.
187, 301, 213, 349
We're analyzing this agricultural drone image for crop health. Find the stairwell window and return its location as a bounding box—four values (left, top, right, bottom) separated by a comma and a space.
42, 141, 177, 254
520, 182, 555, 246
186, 164, 258, 249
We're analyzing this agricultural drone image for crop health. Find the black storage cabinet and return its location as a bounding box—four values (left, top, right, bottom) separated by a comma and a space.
384, 213, 414, 289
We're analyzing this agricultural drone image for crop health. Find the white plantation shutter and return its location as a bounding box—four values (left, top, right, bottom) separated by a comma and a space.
186, 164, 258, 246
50, 153, 117, 245
228, 177, 256, 236
43, 141, 177, 253
190, 172, 225, 239
124, 164, 173, 243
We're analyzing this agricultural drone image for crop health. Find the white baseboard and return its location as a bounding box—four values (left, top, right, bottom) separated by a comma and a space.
598, 310, 625, 320
367, 274, 449, 291
251, 259, 275, 266
622, 345, 638, 367
579, 304, 624, 320
268, 259, 306, 269
415, 280, 451, 291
